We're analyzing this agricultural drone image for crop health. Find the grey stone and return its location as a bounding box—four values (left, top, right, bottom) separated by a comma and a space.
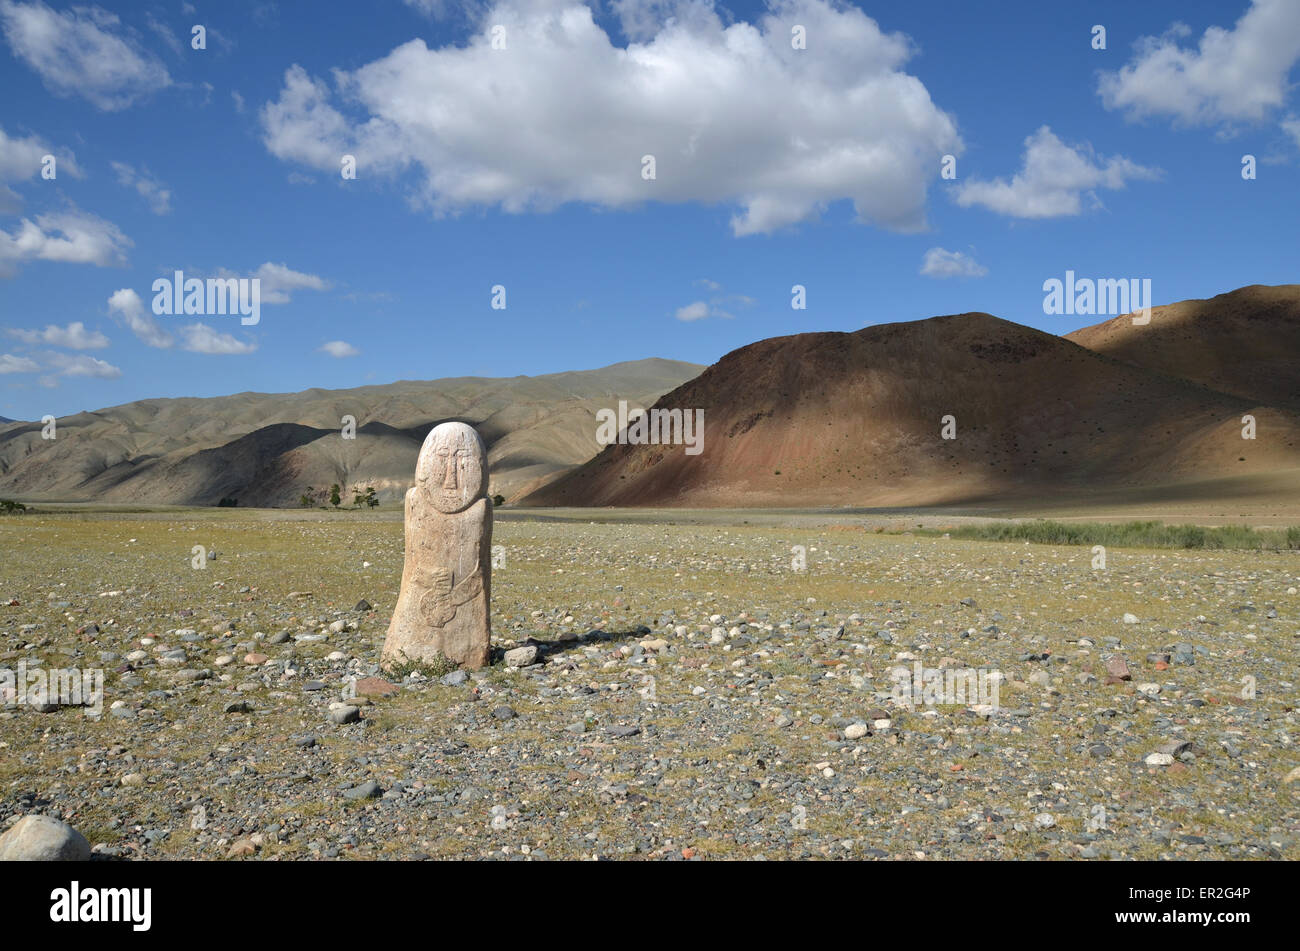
0, 815, 91, 861
329, 704, 361, 725
504, 645, 539, 667
343, 781, 382, 801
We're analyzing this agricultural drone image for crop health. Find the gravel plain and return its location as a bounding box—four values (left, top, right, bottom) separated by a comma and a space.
1, 509, 1296, 860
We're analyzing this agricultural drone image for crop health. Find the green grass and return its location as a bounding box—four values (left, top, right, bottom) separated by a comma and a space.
921, 519, 1300, 551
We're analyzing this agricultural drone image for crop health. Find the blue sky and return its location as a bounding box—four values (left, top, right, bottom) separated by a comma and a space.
1, 0, 1298, 420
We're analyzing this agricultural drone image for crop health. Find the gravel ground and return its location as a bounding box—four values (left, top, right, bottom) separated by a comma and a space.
0, 511, 1296, 860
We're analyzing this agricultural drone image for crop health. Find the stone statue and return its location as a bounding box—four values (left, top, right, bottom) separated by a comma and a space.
381, 421, 492, 671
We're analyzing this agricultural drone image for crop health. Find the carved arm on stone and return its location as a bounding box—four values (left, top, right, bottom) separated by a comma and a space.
417, 564, 484, 628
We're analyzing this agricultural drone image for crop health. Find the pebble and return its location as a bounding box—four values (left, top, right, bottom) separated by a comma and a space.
1104, 655, 1132, 681
329, 703, 361, 725
353, 677, 398, 698
227, 838, 257, 857
504, 645, 539, 667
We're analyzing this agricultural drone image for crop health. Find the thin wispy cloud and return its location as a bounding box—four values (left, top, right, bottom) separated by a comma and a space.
8, 321, 110, 349
111, 161, 172, 215
0, 0, 172, 111
0, 352, 40, 373
43, 350, 121, 378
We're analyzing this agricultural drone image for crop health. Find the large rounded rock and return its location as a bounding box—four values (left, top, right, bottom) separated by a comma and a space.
0, 815, 91, 861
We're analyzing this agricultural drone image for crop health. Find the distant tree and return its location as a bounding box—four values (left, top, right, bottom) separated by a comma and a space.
217, 497, 238, 507
329, 483, 341, 509
0, 498, 26, 514
364, 486, 379, 509
491, 494, 505, 507
298, 493, 314, 508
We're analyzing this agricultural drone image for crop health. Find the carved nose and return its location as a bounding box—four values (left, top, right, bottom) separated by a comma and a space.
442, 460, 458, 491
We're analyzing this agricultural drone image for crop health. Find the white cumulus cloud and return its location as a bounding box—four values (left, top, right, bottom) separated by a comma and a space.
318, 340, 359, 358
252, 261, 330, 304
0, 0, 171, 111
107, 287, 173, 348
177, 324, 257, 355
920, 247, 987, 279
0, 352, 40, 373
1098, 0, 1300, 127
674, 301, 710, 321
260, 0, 960, 236
0, 209, 132, 276
7, 321, 109, 349
953, 126, 1160, 219
44, 351, 121, 378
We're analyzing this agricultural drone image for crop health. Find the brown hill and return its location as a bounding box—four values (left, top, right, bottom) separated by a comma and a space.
1066, 284, 1300, 410
524, 307, 1300, 508
0, 358, 703, 506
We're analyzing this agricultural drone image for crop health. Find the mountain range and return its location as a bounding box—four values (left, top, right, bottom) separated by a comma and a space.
0, 359, 703, 506
2, 284, 1297, 510
526, 285, 1300, 508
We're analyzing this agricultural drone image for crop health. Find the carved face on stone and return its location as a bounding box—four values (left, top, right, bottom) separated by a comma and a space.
416, 422, 488, 514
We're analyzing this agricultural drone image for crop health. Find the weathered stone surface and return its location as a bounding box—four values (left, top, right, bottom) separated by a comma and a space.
382, 422, 493, 671
353, 676, 398, 698
1104, 654, 1131, 682
504, 645, 538, 668
0, 815, 91, 861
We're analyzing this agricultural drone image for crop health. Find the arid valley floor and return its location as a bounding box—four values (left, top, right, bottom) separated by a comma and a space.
1, 506, 1297, 860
